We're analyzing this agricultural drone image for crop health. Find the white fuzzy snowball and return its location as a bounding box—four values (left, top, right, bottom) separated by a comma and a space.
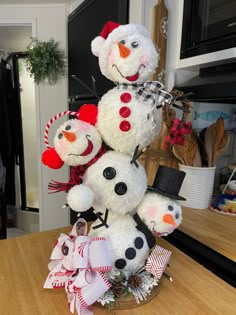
67, 184, 94, 212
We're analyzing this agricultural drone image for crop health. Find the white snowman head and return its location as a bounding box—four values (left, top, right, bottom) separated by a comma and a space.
91, 21, 159, 84
83, 150, 147, 215
42, 104, 102, 169
136, 165, 186, 236
137, 192, 182, 236
54, 118, 101, 166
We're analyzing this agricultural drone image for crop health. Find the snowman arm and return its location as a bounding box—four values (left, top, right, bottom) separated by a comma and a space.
67, 184, 94, 213
133, 213, 156, 249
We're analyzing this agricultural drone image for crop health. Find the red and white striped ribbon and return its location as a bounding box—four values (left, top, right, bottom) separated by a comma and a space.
44, 110, 78, 149
145, 244, 172, 279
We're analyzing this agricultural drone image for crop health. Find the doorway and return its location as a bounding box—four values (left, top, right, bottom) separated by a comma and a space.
0, 24, 39, 235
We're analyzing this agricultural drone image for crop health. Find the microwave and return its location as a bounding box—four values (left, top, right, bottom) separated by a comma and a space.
180, 0, 236, 59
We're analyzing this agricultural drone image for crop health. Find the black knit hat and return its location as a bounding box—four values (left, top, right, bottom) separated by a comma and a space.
147, 165, 186, 200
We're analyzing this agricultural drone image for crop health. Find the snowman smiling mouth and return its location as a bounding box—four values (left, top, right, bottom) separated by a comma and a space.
68, 135, 94, 157
112, 64, 145, 82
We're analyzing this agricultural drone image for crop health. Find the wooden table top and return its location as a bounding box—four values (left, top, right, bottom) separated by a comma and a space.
0, 226, 235, 315
179, 207, 236, 262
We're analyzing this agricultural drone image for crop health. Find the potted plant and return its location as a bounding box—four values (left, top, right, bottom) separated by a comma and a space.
25, 37, 66, 85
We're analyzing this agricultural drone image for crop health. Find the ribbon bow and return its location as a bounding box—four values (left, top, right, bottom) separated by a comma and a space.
117, 81, 173, 107
136, 81, 173, 107
44, 219, 112, 315
163, 118, 192, 149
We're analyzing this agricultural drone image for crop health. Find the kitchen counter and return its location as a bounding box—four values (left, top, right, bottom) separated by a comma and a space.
0, 226, 235, 315
179, 206, 235, 262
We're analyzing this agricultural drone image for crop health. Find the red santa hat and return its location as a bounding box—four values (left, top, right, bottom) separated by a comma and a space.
42, 104, 98, 169
91, 20, 150, 57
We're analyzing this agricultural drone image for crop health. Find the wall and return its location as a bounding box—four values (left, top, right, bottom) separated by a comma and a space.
0, 4, 69, 231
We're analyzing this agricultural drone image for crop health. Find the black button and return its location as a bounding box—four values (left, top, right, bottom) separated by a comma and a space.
115, 258, 127, 269
125, 247, 136, 260
134, 237, 144, 249
103, 167, 116, 180
114, 182, 127, 195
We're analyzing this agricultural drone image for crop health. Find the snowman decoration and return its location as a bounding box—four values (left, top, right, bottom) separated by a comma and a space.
91, 21, 173, 154
44, 21, 186, 312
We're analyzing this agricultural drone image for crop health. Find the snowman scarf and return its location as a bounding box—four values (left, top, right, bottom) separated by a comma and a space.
117, 81, 173, 107
48, 145, 107, 193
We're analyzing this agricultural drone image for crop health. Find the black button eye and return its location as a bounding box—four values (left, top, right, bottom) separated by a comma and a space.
65, 125, 71, 130
114, 182, 127, 195
175, 212, 180, 220
131, 41, 139, 48
58, 133, 63, 139
62, 242, 69, 256
103, 167, 116, 180
120, 39, 125, 45
168, 205, 174, 211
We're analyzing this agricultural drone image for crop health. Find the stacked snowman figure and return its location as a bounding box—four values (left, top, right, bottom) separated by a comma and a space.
42, 21, 187, 314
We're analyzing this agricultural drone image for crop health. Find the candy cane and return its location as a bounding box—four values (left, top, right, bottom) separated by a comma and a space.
44, 111, 78, 149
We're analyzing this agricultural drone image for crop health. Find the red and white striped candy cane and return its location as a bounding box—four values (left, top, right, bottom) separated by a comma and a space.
44, 111, 78, 149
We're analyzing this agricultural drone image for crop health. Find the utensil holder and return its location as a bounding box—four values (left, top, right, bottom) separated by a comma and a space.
179, 164, 216, 209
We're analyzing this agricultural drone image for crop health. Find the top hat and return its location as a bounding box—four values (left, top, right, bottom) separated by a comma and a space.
147, 165, 186, 200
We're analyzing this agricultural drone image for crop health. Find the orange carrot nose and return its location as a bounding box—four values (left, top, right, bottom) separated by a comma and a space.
163, 214, 176, 226
62, 130, 76, 142
118, 42, 130, 58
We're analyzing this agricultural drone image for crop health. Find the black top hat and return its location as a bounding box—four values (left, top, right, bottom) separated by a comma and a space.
147, 165, 186, 200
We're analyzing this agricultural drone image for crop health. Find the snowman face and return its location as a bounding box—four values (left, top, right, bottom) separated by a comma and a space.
83, 151, 147, 214
99, 32, 158, 84
54, 119, 102, 166
137, 192, 182, 236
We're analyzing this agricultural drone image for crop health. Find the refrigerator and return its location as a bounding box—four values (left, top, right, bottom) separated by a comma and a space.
68, 0, 129, 223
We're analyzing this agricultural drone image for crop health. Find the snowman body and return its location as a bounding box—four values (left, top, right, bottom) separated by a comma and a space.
96, 87, 162, 154
89, 212, 150, 272
67, 150, 147, 214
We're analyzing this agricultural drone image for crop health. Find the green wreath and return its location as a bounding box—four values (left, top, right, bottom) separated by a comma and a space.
26, 38, 66, 85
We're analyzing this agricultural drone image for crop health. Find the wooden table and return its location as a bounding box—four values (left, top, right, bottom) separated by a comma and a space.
179, 207, 236, 262
0, 227, 235, 315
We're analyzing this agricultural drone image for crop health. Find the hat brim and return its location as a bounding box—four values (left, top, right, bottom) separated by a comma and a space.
147, 186, 186, 201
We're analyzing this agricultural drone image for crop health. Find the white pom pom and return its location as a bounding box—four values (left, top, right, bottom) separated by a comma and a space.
91, 36, 105, 56
67, 184, 94, 212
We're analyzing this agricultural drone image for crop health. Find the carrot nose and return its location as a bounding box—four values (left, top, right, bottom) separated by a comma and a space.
163, 214, 176, 226
62, 130, 76, 142
118, 42, 130, 58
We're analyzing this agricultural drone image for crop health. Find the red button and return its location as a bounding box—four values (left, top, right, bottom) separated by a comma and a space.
119, 106, 131, 118
120, 92, 132, 103
119, 120, 131, 132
